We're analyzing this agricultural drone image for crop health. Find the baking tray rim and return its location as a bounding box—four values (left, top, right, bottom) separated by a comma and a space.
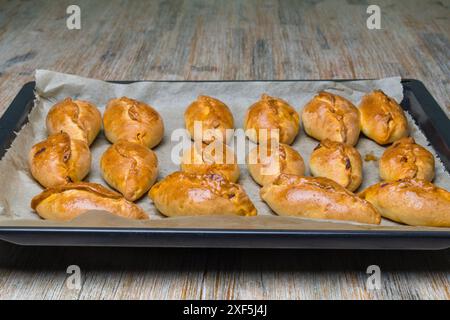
1, 226, 449, 250
0, 78, 449, 249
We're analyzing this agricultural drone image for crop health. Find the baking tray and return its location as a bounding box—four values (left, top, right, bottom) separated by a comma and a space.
0, 79, 449, 250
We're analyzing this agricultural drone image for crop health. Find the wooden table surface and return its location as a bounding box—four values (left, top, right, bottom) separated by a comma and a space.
0, 0, 449, 299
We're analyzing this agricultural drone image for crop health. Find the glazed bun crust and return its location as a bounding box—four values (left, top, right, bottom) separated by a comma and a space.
103, 97, 164, 148
149, 172, 257, 217
28, 132, 91, 188
301, 92, 360, 146
379, 137, 434, 182
309, 139, 363, 191
46, 98, 102, 145
261, 174, 381, 224
181, 142, 240, 182
184, 95, 234, 143
359, 179, 450, 227
247, 143, 305, 186
100, 140, 159, 201
359, 90, 408, 145
31, 182, 148, 221
244, 94, 300, 145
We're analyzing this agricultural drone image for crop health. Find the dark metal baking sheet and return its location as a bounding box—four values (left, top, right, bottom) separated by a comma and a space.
0, 79, 449, 250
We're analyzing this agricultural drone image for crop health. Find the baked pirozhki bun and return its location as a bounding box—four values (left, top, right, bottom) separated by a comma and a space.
184, 95, 234, 143
46, 98, 102, 146
359, 179, 450, 227
379, 137, 434, 182
103, 97, 164, 148
301, 91, 360, 146
247, 143, 305, 186
28, 132, 91, 188
149, 172, 257, 217
261, 174, 381, 224
100, 140, 159, 201
180, 141, 240, 182
31, 182, 148, 221
244, 94, 300, 145
359, 90, 408, 145
309, 139, 362, 191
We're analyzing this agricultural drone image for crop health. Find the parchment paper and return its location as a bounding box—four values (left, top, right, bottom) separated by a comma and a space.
0, 70, 448, 231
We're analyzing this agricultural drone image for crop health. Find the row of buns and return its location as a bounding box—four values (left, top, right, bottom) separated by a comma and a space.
28, 91, 450, 227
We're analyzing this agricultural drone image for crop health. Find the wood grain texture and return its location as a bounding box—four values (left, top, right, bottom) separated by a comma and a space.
0, 0, 449, 300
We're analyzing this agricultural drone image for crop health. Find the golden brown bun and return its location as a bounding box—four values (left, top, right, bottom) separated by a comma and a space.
180, 141, 240, 182
309, 139, 362, 191
100, 140, 159, 201
261, 174, 381, 224
103, 97, 164, 148
247, 143, 305, 186
149, 172, 257, 217
244, 94, 300, 145
46, 98, 102, 146
31, 182, 148, 221
359, 90, 408, 145
301, 92, 360, 146
379, 137, 434, 182
28, 132, 91, 188
359, 179, 450, 227
184, 95, 234, 143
